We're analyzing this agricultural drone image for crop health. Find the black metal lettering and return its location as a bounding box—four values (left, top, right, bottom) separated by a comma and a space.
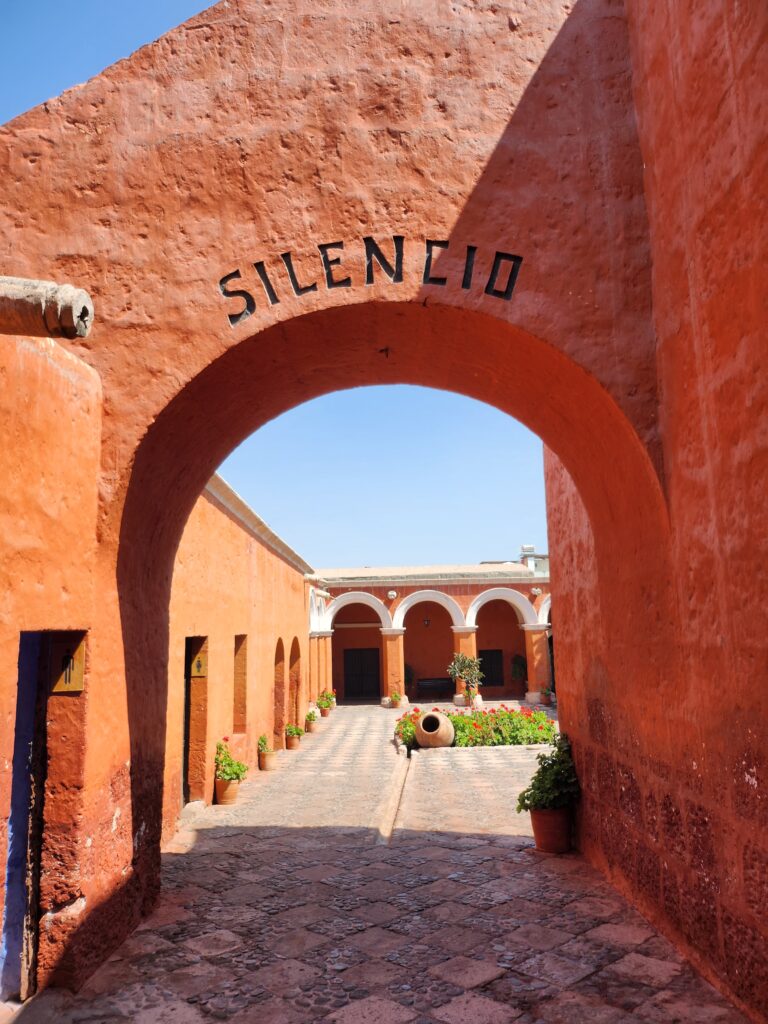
461, 245, 477, 290
484, 252, 523, 300
219, 269, 256, 327
422, 239, 449, 286
318, 241, 352, 289
280, 251, 319, 297
253, 261, 280, 305
363, 235, 404, 284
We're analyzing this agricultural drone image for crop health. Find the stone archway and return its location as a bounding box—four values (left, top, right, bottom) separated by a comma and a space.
0, 0, 683, 993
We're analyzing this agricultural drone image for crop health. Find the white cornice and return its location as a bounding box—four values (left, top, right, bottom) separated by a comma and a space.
204, 475, 314, 575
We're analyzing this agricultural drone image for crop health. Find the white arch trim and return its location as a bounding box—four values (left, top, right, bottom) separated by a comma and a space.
392, 590, 466, 630
465, 587, 538, 627
321, 591, 393, 630
538, 593, 552, 625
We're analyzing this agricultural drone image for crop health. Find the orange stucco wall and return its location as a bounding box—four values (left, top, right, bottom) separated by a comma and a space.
476, 601, 528, 698
543, 5, 768, 1018
0, 0, 764, 1018
0, 337, 101, 985
165, 488, 309, 840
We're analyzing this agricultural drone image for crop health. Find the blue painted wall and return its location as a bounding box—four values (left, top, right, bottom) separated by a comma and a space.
0, 632, 41, 999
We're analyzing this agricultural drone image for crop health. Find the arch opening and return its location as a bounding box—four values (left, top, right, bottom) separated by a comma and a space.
115, 298, 672, 918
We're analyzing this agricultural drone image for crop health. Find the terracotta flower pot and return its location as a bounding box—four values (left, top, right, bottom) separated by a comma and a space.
540, 693, 552, 706
415, 711, 455, 748
258, 751, 276, 771
455, 678, 467, 696
391, 699, 401, 709
286, 735, 301, 750
320, 707, 331, 718
530, 807, 571, 854
214, 778, 239, 805
305, 720, 318, 733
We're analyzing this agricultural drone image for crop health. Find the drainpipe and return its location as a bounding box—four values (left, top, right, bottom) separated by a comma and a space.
0, 276, 94, 339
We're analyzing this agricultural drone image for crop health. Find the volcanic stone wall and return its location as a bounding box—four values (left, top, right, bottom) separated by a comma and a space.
546, 4, 767, 1016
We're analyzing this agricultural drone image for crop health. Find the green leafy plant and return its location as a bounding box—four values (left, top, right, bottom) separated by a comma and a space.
516, 734, 580, 812
390, 690, 402, 703
258, 734, 271, 754
305, 709, 318, 723
285, 724, 304, 738
215, 741, 248, 782
447, 653, 484, 694
394, 705, 556, 751
316, 695, 332, 710
319, 688, 336, 703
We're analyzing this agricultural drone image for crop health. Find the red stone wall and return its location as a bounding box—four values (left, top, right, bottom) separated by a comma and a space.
547, 1, 768, 981
165, 487, 309, 838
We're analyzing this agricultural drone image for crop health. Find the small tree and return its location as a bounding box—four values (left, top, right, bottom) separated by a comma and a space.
447, 652, 484, 697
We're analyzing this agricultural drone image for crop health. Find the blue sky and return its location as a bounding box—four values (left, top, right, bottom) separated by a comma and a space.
2, 2, 548, 567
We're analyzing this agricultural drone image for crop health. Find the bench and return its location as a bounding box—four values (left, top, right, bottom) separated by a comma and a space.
416, 677, 453, 700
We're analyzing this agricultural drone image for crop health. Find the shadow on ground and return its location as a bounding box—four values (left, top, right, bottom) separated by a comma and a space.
14, 822, 748, 1024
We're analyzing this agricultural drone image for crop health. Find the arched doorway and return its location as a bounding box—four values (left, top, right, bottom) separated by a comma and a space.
330, 604, 383, 703
402, 601, 456, 703
288, 638, 301, 726
273, 639, 285, 750
475, 599, 527, 700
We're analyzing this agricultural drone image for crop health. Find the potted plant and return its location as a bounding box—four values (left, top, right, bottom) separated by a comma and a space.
258, 733, 276, 771
285, 723, 304, 749
319, 688, 336, 709
447, 653, 484, 706
317, 692, 333, 717
305, 709, 319, 733
516, 733, 580, 853
540, 686, 552, 707
214, 740, 248, 804
390, 689, 402, 708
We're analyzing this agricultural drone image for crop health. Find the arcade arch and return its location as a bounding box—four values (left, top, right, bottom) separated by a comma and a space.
465, 587, 537, 627
392, 589, 465, 630
114, 300, 670, 972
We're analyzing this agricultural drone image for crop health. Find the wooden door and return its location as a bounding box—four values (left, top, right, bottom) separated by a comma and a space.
343, 648, 381, 702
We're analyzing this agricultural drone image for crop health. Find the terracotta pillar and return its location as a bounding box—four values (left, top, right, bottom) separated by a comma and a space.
308, 634, 320, 701
451, 626, 478, 660
380, 628, 405, 699
521, 623, 552, 702
317, 631, 333, 694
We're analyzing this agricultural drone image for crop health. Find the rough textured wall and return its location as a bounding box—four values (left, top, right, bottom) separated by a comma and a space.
0, 0, 671, 993
165, 487, 309, 840
622, 2, 768, 1017
547, 6, 768, 998
0, 338, 101, 985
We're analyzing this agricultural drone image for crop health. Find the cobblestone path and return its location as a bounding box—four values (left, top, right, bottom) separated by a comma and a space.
14, 705, 747, 1024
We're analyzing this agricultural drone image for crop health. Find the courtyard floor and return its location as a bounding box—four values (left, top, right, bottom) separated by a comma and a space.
12, 704, 749, 1024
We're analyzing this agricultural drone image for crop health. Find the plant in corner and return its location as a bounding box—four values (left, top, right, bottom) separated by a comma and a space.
305, 708, 318, 733
390, 689, 402, 707
214, 739, 248, 805
285, 723, 304, 749
447, 652, 484, 705
317, 693, 333, 717
516, 733, 580, 853
258, 733, 276, 772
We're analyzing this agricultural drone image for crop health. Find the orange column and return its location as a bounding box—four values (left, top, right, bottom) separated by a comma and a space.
451, 626, 478, 660
318, 631, 333, 694
308, 634, 320, 701
450, 627, 478, 704
380, 628, 405, 700
521, 624, 552, 702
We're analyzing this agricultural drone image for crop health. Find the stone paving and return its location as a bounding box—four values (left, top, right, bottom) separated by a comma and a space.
13, 705, 749, 1024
